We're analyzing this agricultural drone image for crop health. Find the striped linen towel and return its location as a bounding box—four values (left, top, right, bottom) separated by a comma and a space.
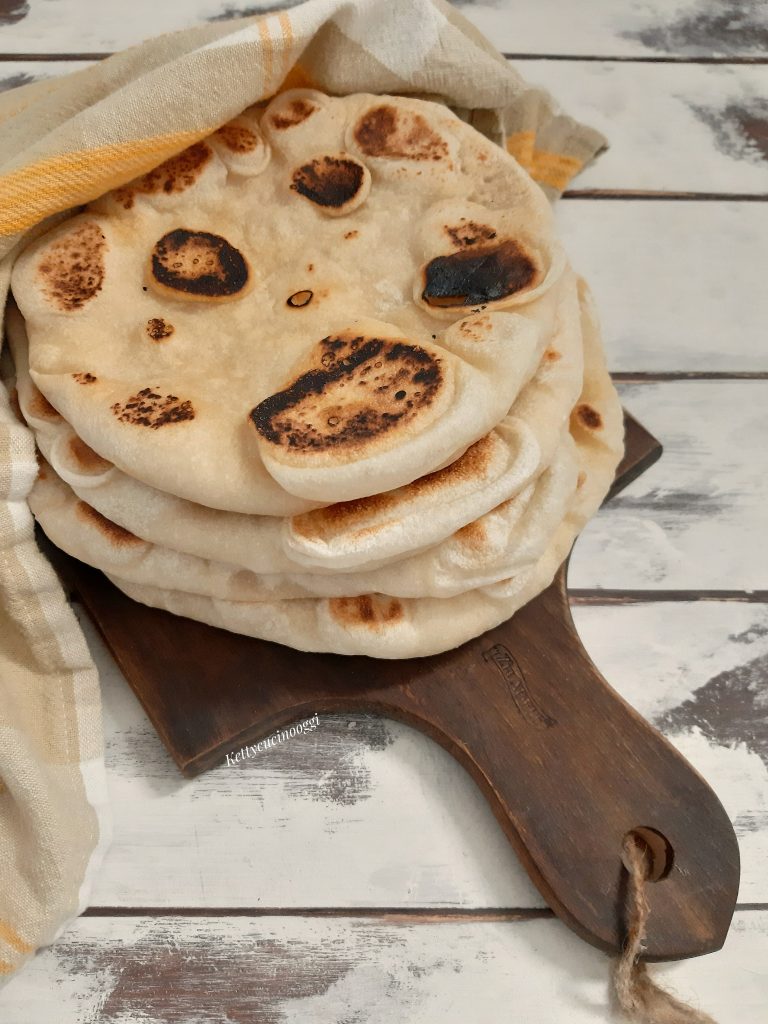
0, 0, 606, 982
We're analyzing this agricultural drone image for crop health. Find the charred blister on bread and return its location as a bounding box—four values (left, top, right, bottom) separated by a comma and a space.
286, 290, 313, 308
421, 239, 538, 309
328, 594, 404, 629
250, 329, 444, 457
66, 435, 112, 474
456, 314, 494, 342
112, 143, 213, 209
112, 387, 195, 429
445, 220, 497, 247
146, 317, 175, 341
148, 229, 250, 301
268, 96, 320, 131
76, 500, 144, 547
72, 372, 97, 384
290, 155, 371, 216
453, 518, 488, 552
352, 104, 451, 163
209, 116, 271, 176
36, 221, 106, 312
27, 384, 62, 422
215, 123, 260, 154
575, 403, 603, 430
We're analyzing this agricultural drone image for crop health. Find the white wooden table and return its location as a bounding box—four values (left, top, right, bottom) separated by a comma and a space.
1, 1, 767, 1020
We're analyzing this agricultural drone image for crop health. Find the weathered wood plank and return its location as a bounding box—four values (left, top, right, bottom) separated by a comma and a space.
524, 61, 768, 195
79, 596, 768, 908
1, 0, 767, 59
559, 201, 768, 371
0, 911, 765, 1023
0, 60, 90, 92
459, 0, 768, 60
571, 381, 768, 591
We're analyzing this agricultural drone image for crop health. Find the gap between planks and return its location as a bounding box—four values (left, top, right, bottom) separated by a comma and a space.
569, 590, 768, 605
612, 373, 768, 381
80, 907, 556, 922
564, 191, 768, 201
79, 904, 766, 919
1, 53, 767, 66
503, 55, 768, 65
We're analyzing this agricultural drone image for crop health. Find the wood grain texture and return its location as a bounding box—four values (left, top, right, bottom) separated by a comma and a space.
0, 911, 765, 1024
1, 0, 767, 58
571, 381, 768, 591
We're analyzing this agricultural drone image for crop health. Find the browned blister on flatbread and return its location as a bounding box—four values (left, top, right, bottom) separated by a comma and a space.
269, 95, 320, 131
251, 326, 446, 461
148, 229, 250, 301
66, 436, 112, 475
36, 221, 106, 312
574, 403, 603, 430
209, 113, 271, 176
422, 239, 539, 309
111, 387, 195, 429
290, 154, 371, 216
146, 317, 174, 341
27, 383, 62, 422
353, 104, 451, 163
328, 594, 404, 629
214, 123, 260, 154
413, 200, 563, 320
76, 501, 143, 547
445, 220, 498, 247
113, 143, 213, 210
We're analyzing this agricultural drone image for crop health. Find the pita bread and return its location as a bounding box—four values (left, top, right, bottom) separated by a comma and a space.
28, 431, 578, 602
12, 92, 564, 512
283, 269, 583, 569
88, 279, 624, 657
10, 267, 583, 572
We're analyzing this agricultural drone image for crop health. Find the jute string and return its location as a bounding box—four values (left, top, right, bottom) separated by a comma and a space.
614, 834, 718, 1024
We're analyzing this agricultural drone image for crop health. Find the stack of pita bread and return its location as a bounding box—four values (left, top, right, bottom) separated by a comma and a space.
7, 90, 624, 659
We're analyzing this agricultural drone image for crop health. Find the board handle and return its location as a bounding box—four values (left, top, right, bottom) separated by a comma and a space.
369, 567, 740, 960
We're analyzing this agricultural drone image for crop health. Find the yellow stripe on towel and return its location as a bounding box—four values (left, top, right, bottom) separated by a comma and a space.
0, 131, 202, 236
0, 919, 34, 955
506, 131, 583, 192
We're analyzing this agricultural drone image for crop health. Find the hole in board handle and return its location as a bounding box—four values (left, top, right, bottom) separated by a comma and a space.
622, 827, 674, 882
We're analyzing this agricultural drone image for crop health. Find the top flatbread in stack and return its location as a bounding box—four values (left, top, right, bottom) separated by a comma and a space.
9, 90, 624, 659
12, 91, 564, 512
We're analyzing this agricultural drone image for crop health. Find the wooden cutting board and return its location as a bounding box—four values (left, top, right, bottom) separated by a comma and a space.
45, 410, 740, 962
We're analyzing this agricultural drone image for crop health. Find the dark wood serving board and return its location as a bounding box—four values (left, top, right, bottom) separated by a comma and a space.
45, 410, 740, 962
